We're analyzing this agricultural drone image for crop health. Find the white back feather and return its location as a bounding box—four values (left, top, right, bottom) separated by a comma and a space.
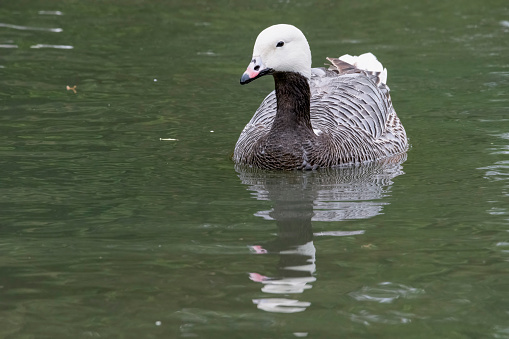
339, 52, 388, 84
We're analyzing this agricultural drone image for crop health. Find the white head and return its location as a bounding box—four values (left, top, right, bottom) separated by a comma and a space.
240, 24, 312, 84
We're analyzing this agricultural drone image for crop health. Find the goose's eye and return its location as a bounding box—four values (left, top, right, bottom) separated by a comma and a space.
276, 41, 285, 48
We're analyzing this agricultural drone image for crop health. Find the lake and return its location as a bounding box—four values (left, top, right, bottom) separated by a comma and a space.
1, 0, 508, 338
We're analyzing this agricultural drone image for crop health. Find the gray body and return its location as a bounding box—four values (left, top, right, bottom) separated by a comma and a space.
233, 59, 408, 170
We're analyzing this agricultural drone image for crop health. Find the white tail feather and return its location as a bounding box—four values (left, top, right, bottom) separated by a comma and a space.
339, 52, 388, 85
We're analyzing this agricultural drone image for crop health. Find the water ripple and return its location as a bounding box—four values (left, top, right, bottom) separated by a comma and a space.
347, 309, 417, 325
0, 22, 62, 33
349, 282, 425, 304
495, 242, 509, 254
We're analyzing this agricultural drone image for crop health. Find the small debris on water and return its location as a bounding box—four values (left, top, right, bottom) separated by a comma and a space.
361, 243, 376, 249
160, 138, 178, 141
66, 85, 77, 93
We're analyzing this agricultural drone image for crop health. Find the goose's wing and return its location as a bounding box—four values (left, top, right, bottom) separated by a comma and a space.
233, 90, 277, 162
240, 90, 277, 131
309, 58, 393, 141
235, 56, 395, 161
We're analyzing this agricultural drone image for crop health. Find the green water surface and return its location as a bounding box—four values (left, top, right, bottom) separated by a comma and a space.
1, 0, 509, 338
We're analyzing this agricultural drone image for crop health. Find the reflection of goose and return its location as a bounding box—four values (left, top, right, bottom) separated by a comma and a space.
237, 157, 406, 313
234, 24, 408, 170
237, 155, 406, 222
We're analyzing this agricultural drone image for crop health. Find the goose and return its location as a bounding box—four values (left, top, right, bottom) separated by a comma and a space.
233, 24, 408, 170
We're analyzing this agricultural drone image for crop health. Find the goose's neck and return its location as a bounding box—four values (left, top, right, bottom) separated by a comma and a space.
271, 72, 313, 133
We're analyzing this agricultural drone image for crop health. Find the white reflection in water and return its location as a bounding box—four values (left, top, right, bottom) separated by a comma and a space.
0, 22, 62, 32
30, 44, 73, 49
236, 155, 407, 314
197, 51, 217, 56
495, 242, 509, 254
38, 10, 64, 15
479, 132, 509, 256
314, 230, 365, 236
253, 298, 311, 314
481, 161, 509, 179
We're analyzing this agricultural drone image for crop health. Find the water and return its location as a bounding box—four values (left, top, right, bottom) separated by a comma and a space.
1, 0, 508, 338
